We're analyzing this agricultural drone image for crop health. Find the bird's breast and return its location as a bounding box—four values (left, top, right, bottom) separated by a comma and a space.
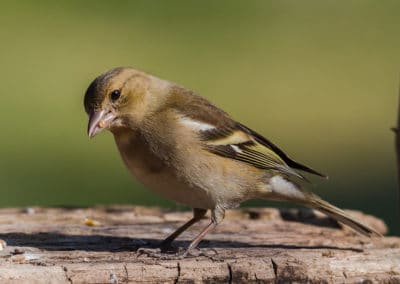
112, 130, 215, 209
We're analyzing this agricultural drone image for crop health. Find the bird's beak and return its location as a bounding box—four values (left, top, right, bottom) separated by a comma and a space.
87, 110, 116, 138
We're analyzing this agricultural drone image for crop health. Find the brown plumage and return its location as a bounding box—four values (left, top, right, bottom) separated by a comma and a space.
84, 67, 381, 256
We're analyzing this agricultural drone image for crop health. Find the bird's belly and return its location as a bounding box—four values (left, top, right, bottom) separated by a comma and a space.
114, 133, 215, 209
130, 164, 214, 209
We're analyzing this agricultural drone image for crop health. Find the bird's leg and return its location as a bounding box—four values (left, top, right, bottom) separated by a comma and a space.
160, 208, 207, 248
181, 207, 225, 257
184, 221, 217, 255
137, 208, 207, 259
141, 221, 218, 260
138, 208, 223, 259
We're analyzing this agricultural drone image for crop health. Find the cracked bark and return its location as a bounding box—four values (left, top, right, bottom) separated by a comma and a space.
63, 266, 73, 284
123, 264, 129, 283
271, 258, 278, 279
227, 263, 233, 284
0, 206, 398, 283
174, 262, 181, 284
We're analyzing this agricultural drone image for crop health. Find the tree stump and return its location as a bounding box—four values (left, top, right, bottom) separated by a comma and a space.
0, 206, 398, 283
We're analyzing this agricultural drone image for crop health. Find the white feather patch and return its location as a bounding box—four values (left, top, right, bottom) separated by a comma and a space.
179, 117, 215, 131
270, 176, 305, 200
231, 145, 243, 153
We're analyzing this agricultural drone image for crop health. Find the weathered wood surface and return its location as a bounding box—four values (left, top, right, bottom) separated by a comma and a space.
0, 206, 398, 283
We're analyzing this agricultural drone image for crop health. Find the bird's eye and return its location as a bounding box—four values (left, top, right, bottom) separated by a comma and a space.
110, 89, 121, 101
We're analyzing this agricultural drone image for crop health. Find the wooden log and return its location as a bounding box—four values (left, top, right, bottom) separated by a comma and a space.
0, 206, 398, 283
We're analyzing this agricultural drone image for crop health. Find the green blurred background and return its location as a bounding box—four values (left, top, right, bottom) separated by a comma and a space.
0, 1, 398, 234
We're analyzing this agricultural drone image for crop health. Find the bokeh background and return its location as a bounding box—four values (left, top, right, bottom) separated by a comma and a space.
0, 1, 398, 234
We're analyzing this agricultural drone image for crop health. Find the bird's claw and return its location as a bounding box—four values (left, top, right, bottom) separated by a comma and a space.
136, 247, 164, 258
136, 245, 187, 260
136, 246, 218, 260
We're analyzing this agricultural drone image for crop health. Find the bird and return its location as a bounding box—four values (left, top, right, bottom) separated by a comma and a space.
84, 67, 381, 255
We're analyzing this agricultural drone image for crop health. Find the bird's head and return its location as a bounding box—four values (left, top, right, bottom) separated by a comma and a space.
84, 67, 164, 138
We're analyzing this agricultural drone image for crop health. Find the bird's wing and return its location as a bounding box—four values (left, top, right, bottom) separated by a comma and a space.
170, 86, 326, 180
235, 123, 327, 178
200, 124, 310, 180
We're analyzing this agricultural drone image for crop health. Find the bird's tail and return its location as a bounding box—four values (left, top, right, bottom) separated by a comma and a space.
296, 192, 382, 237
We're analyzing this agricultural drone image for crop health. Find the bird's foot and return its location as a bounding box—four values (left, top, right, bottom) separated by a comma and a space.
136, 247, 186, 260
136, 246, 218, 260
186, 247, 219, 258
136, 247, 164, 258
135, 241, 178, 258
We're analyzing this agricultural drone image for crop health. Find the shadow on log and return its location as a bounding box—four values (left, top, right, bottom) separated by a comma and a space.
0, 206, 398, 283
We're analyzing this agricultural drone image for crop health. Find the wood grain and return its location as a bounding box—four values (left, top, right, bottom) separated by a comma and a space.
0, 206, 398, 283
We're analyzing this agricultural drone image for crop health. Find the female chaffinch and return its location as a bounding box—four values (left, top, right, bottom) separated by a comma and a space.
84, 67, 380, 255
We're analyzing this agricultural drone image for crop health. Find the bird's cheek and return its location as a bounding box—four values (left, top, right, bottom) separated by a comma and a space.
110, 118, 123, 128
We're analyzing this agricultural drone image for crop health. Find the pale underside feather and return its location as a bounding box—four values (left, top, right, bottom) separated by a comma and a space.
269, 176, 305, 199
